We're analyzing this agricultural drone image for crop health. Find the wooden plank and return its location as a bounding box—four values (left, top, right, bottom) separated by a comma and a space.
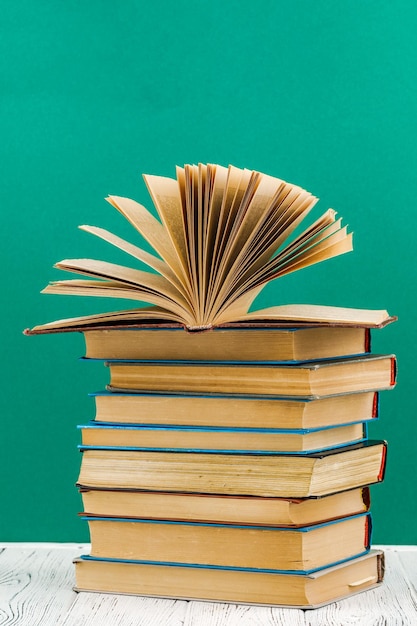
183, 601, 306, 625
0, 544, 187, 626
0, 546, 80, 626
396, 548, 417, 598
61, 593, 188, 626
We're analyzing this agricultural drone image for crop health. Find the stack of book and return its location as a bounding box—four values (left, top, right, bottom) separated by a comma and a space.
25, 164, 396, 608
70, 322, 393, 608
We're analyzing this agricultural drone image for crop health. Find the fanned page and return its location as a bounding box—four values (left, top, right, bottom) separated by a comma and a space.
27, 163, 394, 333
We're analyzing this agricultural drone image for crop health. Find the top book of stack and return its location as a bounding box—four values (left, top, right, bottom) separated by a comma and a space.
24, 163, 396, 341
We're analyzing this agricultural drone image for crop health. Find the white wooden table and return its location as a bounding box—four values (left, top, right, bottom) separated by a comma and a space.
0, 544, 416, 625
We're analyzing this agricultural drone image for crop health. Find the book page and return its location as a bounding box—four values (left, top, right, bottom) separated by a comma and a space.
79, 225, 188, 298
212, 285, 265, 326
203, 164, 230, 296
26, 305, 187, 333
261, 229, 353, 282
205, 167, 253, 317
229, 212, 351, 297
221, 232, 352, 317
226, 190, 318, 289
269, 210, 340, 266
42, 279, 194, 323
143, 174, 192, 294
208, 185, 316, 318
29, 163, 388, 332
106, 195, 187, 289
207, 176, 306, 319
208, 173, 281, 306
242, 304, 391, 327
46, 258, 193, 313
182, 165, 199, 314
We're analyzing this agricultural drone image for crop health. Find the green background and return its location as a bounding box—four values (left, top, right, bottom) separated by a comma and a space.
2, 1, 415, 544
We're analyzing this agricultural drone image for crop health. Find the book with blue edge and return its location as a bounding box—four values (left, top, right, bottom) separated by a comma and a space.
63, 324, 375, 362
73, 549, 385, 608
76, 440, 387, 498
103, 354, 396, 397
79, 486, 372, 527
80, 512, 371, 574
78, 420, 368, 454
90, 389, 380, 430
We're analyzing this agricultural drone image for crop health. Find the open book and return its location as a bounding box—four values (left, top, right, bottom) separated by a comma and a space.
26, 164, 393, 333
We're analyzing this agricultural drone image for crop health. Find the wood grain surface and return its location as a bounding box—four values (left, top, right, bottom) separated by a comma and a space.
0, 545, 416, 625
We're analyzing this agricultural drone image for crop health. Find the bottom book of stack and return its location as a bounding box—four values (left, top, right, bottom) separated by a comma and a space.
74, 549, 384, 608
75, 550, 384, 608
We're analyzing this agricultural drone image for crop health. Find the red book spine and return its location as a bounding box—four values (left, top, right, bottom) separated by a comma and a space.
378, 443, 388, 482
390, 357, 397, 386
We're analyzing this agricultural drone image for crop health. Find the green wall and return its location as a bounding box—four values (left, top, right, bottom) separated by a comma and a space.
2, 1, 415, 544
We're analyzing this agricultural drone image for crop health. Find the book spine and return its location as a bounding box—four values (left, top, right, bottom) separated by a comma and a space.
361, 486, 371, 510
377, 551, 385, 582
372, 393, 379, 418
378, 443, 388, 482
364, 328, 371, 353
390, 357, 397, 386
364, 514, 372, 550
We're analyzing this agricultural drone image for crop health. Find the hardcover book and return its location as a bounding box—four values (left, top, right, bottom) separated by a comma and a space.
79, 486, 371, 527
91, 389, 379, 430
104, 354, 396, 397
73, 324, 372, 361
82, 512, 371, 573
73, 550, 385, 608
78, 421, 367, 454
77, 440, 387, 498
